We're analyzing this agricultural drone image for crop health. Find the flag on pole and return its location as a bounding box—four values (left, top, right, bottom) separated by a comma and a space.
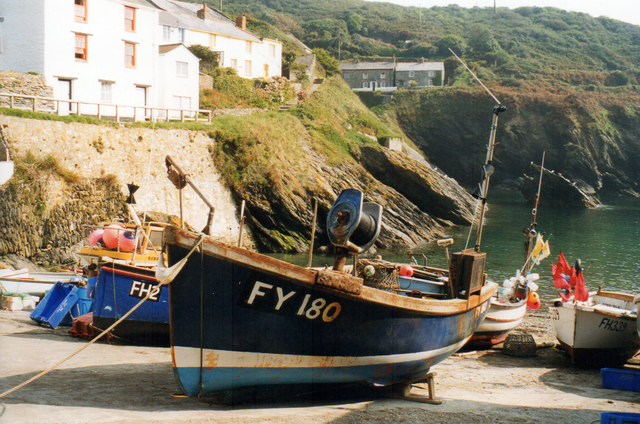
552, 252, 572, 301
571, 269, 589, 302
531, 235, 550, 265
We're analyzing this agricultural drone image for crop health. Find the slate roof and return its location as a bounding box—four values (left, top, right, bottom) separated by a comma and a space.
149, 0, 261, 42
340, 61, 444, 71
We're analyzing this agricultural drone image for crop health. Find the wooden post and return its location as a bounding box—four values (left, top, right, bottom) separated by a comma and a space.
306, 198, 318, 268
237, 200, 246, 247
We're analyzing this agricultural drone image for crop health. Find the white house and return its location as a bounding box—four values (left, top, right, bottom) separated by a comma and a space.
0, 0, 200, 119
152, 0, 282, 79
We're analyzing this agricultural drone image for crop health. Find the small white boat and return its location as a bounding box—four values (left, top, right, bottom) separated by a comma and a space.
0, 268, 81, 297
470, 297, 528, 345
550, 288, 639, 367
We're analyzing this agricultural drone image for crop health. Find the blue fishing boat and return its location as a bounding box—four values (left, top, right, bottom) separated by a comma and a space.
92, 261, 169, 345
163, 187, 497, 401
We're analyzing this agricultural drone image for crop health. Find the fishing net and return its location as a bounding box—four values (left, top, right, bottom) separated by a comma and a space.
356, 259, 399, 291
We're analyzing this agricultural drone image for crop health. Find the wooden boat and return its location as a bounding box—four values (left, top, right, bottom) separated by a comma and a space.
469, 154, 548, 347
162, 188, 497, 401
550, 288, 639, 367
0, 268, 81, 297
91, 260, 169, 345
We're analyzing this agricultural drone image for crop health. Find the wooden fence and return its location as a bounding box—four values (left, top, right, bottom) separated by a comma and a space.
0, 92, 212, 123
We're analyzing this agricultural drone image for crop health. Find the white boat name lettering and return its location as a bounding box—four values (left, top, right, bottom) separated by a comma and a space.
246, 280, 341, 322
598, 317, 627, 332
129, 280, 161, 301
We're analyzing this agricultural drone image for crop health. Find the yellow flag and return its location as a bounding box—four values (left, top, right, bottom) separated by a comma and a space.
531, 234, 543, 257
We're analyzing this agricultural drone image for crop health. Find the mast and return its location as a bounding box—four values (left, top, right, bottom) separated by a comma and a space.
448, 48, 506, 252
521, 152, 546, 275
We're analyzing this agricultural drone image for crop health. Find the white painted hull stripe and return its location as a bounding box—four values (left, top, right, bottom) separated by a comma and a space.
173, 337, 471, 369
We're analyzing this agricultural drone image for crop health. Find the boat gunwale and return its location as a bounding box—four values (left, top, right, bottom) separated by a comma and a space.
164, 227, 497, 315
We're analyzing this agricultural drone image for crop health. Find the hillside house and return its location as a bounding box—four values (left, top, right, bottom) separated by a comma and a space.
340, 61, 444, 91
155, 1, 282, 79
0, 0, 282, 119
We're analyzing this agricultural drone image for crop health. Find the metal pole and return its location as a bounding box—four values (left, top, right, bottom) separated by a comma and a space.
306, 198, 318, 268
521, 151, 546, 274
237, 200, 246, 247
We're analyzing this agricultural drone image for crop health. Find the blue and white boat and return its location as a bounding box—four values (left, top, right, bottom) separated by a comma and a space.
92, 261, 170, 345
163, 189, 497, 401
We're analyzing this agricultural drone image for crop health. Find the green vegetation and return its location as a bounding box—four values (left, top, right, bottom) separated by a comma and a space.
200, 68, 294, 109
0, 108, 118, 126
12, 151, 80, 189
188, 0, 640, 90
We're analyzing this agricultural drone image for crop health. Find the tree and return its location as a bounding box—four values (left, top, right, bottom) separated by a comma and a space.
437, 35, 466, 56
188, 45, 219, 73
467, 25, 501, 56
312, 48, 340, 76
347, 14, 363, 34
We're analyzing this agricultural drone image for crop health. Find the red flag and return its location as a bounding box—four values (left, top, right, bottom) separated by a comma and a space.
557, 252, 571, 275
571, 270, 589, 302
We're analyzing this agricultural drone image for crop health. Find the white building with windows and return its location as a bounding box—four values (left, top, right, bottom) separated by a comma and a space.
152, 1, 282, 79
0, 0, 283, 118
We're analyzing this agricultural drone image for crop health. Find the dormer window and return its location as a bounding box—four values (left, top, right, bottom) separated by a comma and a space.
362, 72, 368, 79
75, 0, 87, 22
124, 6, 136, 32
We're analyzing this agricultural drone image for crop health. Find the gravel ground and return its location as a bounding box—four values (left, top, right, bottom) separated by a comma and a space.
0, 309, 638, 424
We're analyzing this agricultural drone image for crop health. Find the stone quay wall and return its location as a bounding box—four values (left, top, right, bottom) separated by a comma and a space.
0, 115, 242, 261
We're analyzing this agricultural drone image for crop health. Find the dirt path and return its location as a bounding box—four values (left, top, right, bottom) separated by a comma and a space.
0, 310, 637, 424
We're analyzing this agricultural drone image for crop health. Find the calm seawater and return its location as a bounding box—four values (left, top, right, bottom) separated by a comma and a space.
271, 190, 640, 301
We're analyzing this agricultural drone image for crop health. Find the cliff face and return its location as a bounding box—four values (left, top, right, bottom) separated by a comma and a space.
390, 87, 640, 199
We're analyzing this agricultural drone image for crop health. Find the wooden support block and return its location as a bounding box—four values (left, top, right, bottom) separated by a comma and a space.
391, 372, 442, 404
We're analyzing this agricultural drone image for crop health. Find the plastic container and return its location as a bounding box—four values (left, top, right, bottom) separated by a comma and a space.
601, 368, 640, 392
600, 412, 640, 424
30, 282, 79, 329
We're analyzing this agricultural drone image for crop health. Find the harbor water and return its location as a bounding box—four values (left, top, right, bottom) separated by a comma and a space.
273, 189, 640, 301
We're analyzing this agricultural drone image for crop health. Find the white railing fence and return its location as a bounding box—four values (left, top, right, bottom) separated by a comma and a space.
0, 92, 212, 123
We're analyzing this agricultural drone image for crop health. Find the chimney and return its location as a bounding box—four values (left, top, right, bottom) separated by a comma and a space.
198, 4, 215, 20
236, 14, 247, 31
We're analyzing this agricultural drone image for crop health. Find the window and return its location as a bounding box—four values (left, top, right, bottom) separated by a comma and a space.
362, 82, 369, 88
124, 42, 135, 67
230, 59, 237, 70
75, 0, 87, 22
380, 81, 386, 88
362, 72, 368, 79
409, 71, 415, 77
344, 73, 350, 79
172, 96, 191, 110
269, 44, 275, 57
100, 81, 113, 103
162, 25, 171, 40
176, 61, 188, 78
244, 60, 252, 76
245, 41, 252, 54
380, 72, 386, 79
178, 28, 184, 42
124, 6, 136, 32
75, 33, 87, 60
428, 71, 435, 77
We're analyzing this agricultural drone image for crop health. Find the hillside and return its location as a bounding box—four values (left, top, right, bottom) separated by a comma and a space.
196, 0, 640, 88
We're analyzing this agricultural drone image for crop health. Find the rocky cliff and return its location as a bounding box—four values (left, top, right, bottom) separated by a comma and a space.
390, 86, 640, 204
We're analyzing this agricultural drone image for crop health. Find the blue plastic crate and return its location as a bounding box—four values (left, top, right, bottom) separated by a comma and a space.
601, 368, 640, 392
601, 412, 640, 424
30, 282, 79, 329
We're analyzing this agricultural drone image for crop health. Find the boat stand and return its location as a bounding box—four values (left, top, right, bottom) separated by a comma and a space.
391, 372, 441, 404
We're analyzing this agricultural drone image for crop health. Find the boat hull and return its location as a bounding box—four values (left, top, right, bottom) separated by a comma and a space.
468, 297, 527, 346
635, 293, 640, 339
93, 263, 169, 345
550, 292, 639, 367
166, 229, 495, 400
0, 268, 80, 297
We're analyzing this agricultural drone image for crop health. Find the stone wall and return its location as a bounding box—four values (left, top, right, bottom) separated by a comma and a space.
0, 71, 55, 111
0, 115, 243, 260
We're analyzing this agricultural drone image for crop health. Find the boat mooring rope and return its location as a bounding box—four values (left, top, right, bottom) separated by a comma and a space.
0, 235, 204, 400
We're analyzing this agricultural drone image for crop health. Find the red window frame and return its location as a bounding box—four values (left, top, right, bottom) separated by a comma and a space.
75, 33, 88, 61
125, 42, 136, 67
125, 6, 136, 32
74, 0, 87, 22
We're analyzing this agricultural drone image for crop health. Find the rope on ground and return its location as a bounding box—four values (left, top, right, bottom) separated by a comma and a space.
0, 235, 204, 400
